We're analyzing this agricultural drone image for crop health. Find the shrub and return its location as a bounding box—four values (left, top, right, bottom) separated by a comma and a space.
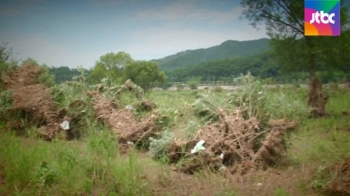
149, 129, 174, 162
229, 72, 267, 120
213, 86, 223, 92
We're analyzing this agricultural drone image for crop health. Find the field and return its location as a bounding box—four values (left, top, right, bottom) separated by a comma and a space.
0, 66, 350, 196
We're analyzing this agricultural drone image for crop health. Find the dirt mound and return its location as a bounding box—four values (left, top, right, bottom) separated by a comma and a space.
1, 64, 68, 140
318, 158, 350, 196
168, 109, 297, 174
89, 91, 160, 152
308, 77, 328, 117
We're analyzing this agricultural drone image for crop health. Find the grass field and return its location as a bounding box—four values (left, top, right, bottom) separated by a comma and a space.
1, 85, 349, 196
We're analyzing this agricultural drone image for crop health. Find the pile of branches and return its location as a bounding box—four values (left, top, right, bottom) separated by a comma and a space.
167, 109, 297, 174
0, 64, 70, 140
314, 158, 350, 195
88, 91, 161, 153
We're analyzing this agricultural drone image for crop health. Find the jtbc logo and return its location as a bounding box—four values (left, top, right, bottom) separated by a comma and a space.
310, 11, 335, 24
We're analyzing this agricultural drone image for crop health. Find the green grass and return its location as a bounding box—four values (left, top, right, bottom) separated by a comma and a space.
286, 88, 350, 163
0, 125, 151, 196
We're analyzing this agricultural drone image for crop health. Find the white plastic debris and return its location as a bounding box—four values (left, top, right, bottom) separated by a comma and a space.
127, 141, 134, 146
258, 91, 263, 95
126, 105, 134, 110
219, 165, 227, 171
60, 120, 70, 130
219, 153, 224, 160
254, 124, 260, 131
191, 140, 205, 154
257, 182, 263, 186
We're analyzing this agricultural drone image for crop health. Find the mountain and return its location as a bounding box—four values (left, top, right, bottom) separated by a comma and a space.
153, 38, 271, 70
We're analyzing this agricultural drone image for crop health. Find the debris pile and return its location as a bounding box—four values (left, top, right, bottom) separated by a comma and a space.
88, 91, 160, 153
308, 76, 328, 117
1, 64, 69, 140
116, 79, 144, 99
315, 158, 350, 196
167, 109, 297, 174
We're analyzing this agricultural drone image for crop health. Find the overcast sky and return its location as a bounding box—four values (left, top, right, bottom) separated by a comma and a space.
0, 0, 268, 69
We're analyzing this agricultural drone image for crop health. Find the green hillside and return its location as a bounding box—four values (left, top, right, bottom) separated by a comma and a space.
165, 52, 280, 82
153, 38, 271, 70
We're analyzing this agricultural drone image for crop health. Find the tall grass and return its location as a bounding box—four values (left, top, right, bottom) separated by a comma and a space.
0, 123, 151, 196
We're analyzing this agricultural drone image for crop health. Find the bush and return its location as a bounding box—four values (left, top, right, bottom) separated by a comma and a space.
149, 129, 174, 162
229, 72, 267, 120
213, 86, 223, 92
189, 82, 198, 90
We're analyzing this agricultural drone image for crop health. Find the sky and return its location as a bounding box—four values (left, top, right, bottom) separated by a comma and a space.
0, 0, 268, 69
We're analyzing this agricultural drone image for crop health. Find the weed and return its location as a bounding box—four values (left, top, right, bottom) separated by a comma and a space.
33, 161, 56, 194
266, 90, 309, 120
215, 189, 236, 196
149, 129, 174, 161
274, 187, 290, 196
230, 72, 267, 120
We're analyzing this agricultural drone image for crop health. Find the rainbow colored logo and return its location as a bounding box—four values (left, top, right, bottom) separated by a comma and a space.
304, 0, 340, 36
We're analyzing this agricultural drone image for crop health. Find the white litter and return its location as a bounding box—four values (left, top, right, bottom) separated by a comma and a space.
257, 183, 263, 186
60, 120, 70, 130
219, 165, 227, 171
126, 105, 134, 110
191, 140, 205, 154
219, 153, 224, 160
254, 124, 260, 131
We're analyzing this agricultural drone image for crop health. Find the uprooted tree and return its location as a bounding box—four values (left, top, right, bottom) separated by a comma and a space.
240, 0, 350, 117
0, 64, 69, 140
148, 74, 302, 175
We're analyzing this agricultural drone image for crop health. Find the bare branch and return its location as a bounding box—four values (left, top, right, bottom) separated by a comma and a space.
261, 10, 304, 34
274, 0, 304, 32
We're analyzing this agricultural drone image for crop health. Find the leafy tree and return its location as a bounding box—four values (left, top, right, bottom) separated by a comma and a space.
0, 43, 17, 75
87, 52, 133, 84
86, 64, 107, 84
123, 61, 166, 91
241, 0, 349, 79
49, 66, 81, 84
0, 44, 13, 91
240, 0, 349, 116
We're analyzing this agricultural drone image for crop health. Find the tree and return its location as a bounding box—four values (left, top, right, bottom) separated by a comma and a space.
123, 61, 166, 91
87, 52, 133, 84
0, 44, 12, 91
87, 63, 107, 84
240, 0, 349, 116
0, 43, 17, 76
49, 66, 81, 84
241, 0, 349, 79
